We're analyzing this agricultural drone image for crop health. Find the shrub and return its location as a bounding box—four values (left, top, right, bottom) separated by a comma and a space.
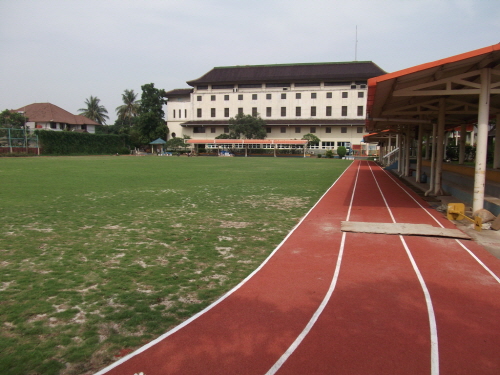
325, 150, 334, 158
337, 146, 347, 158
36, 130, 129, 155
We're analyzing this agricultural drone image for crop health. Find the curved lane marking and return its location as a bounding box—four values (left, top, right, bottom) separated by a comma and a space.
380, 167, 500, 284
369, 163, 439, 375
95, 163, 355, 375
266, 161, 362, 375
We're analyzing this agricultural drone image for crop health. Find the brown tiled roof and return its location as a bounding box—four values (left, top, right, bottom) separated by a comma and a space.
164, 88, 193, 97
14, 103, 100, 126
187, 62, 386, 86
180, 120, 365, 126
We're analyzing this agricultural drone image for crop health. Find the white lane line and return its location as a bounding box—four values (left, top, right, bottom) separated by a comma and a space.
368, 162, 439, 375
379, 166, 500, 284
94, 163, 355, 375
265, 161, 362, 375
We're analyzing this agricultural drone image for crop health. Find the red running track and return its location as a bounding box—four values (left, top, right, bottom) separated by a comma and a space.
95, 161, 500, 375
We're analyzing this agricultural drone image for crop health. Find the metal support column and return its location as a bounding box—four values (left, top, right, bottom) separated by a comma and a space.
473, 68, 491, 213
459, 123, 467, 165
494, 113, 500, 169
434, 98, 445, 196
416, 124, 423, 182
397, 133, 403, 174
425, 124, 437, 196
404, 126, 411, 177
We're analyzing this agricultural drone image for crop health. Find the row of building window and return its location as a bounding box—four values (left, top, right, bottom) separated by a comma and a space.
204, 142, 351, 149
195, 106, 364, 118
192, 126, 364, 134
197, 92, 364, 101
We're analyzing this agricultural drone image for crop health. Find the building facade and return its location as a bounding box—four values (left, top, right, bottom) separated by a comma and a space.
14, 103, 101, 133
165, 61, 385, 153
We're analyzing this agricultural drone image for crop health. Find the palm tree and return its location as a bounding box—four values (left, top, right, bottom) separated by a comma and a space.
115, 89, 140, 127
78, 96, 109, 125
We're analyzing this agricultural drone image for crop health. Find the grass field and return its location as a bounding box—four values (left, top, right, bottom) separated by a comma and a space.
0, 155, 351, 375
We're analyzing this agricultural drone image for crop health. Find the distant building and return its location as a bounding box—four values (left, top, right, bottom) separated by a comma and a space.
13, 103, 101, 133
165, 61, 385, 153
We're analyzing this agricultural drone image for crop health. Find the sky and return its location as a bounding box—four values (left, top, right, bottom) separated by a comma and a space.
1, 0, 499, 124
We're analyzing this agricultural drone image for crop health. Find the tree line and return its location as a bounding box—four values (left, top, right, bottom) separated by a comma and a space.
79, 83, 167, 148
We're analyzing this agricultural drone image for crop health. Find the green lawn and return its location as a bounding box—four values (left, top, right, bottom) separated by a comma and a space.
0, 155, 351, 375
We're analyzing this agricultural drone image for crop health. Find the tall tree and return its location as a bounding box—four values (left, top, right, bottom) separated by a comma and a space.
228, 113, 267, 139
115, 89, 140, 128
78, 96, 109, 125
136, 83, 168, 143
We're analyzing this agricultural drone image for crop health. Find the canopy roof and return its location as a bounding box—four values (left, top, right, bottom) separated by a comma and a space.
366, 44, 500, 132
149, 138, 166, 144
186, 139, 308, 145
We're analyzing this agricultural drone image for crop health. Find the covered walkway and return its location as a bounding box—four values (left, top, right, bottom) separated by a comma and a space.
366, 43, 500, 213
95, 161, 500, 375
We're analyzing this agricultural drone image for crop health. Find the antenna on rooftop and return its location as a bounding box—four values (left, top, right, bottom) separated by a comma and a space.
355, 25, 358, 61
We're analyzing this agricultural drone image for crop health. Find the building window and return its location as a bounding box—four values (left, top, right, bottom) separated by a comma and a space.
173, 110, 176, 119
295, 127, 301, 133
224, 95, 229, 101
326, 92, 332, 98
211, 108, 216, 117
224, 108, 229, 117
322, 141, 334, 149
310, 127, 316, 133
197, 85, 208, 90
357, 127, 363, 133
357, 106, 364, 116
311, 106, 316, 116
179, 109, 181, 118
281, 107, 286, 116
266, 107, 272, 117
296, 93, 301, 99
197, 96, 202, 101
238, 108, 243, 115
252, 94, 258, 100
238, 94, 243, 100
267, 127, 272, 133
211, 127, 216, 133
341, 106, 348, 116
326, 127, 332, 133
252, 107, 258, 116
211, 95, 216, 101
193, 126, 205, 133
311, 93, 317, 99
266, 94, 272, 99
358, 92, 364, 98
224, 127, 229, 133
281, 127, 286, 133
197, 108, 202, 118
342, 92, 348, 98
326, 106, 332, 116
281, 93, 287, 99
184, 109, 187, 118
341, 127, 347, 133
296, 107, 301, 116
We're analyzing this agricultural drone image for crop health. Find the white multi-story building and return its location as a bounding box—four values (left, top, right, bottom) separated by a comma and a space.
165, 61, 385, 153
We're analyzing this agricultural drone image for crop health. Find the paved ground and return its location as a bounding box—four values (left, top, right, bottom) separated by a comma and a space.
95, 161, 500, 375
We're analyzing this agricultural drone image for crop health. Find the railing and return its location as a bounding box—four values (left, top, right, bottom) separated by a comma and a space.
382, 147, 399, 166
